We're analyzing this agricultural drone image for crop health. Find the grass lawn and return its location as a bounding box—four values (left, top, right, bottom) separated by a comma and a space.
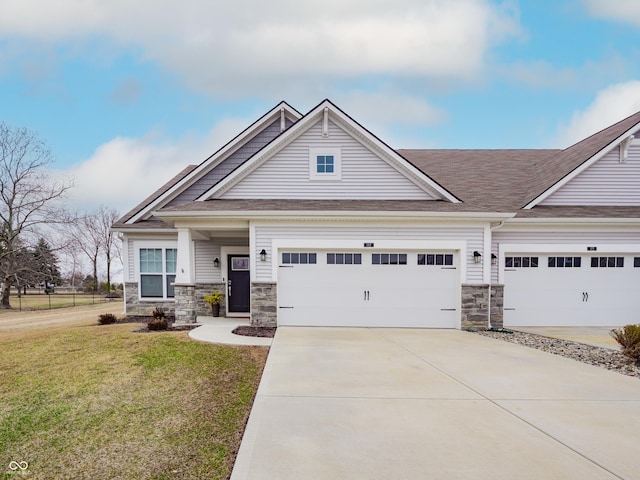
0, 322, 268, 479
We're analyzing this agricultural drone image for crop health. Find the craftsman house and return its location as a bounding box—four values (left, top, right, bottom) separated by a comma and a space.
112, 99, 640, 329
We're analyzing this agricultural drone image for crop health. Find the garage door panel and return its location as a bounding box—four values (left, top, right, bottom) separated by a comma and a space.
277, 251, 459, 328
504, 254, 640, 327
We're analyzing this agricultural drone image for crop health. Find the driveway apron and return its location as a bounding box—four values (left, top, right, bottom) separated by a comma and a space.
231, 327, 640, 480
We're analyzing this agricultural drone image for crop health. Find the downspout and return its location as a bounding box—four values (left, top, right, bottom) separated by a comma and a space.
487, 221, 505, 329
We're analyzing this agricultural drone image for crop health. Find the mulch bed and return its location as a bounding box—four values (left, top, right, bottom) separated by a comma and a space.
232, 326, 277, 338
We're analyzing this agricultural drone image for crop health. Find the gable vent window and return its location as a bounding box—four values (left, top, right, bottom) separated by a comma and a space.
316, 155, 334, 173
590, 256, 624, 268
282, 252, 317, 265
506, 256, 539, 268
548, 256, 581, 268
372, 253, 407, 265
309, 147, 341, 180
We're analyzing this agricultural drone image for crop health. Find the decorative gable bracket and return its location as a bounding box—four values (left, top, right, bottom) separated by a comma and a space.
619, 135, 635, 163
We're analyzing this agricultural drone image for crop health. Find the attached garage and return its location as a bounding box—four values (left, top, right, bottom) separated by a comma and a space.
277, 250, 460, 328
503, 253, 640, 327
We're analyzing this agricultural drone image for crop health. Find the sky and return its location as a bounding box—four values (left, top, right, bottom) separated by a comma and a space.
2, 0, 640, 216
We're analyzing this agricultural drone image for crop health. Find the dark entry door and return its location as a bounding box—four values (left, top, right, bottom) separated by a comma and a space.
227, 255, 250, 313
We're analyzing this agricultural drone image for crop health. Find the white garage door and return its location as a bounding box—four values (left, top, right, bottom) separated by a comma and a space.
504, 254, 640, 327
277, 251, 460, 328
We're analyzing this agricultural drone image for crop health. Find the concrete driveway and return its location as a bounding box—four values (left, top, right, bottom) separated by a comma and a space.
231, 327, 640, 480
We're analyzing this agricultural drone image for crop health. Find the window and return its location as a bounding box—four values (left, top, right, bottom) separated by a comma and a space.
591, 256, 624, 268
309, 148, 341, 180
316, 155, 334, 173
327, 253, 362, 265
418, 253, 454, 266
140, 247, 177, 298
372, 253, 407, 265
281, 252, 317, 264
635, 257, 640, 267
548, 256, 581, 268
505, 256, 539, 268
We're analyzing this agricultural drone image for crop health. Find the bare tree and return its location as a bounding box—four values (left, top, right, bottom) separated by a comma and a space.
0, 123, 72, 308
65, 206, 120, 293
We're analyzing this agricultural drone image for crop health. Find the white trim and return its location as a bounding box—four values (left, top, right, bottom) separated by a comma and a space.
133, 239, 178, 301
524, 122, 640, 208
309, 147, 342, 181
220, 246, 250, 317
497, 243, 640, 283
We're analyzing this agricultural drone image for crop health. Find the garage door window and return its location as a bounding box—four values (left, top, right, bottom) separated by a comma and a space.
327, 253, 362, 265
506, 256, 538, 268
372, 253, 407, 265
418, 253, 453, 266
548, 256, 581, 268
282, 252, 317, 264
591, 256, 624, 268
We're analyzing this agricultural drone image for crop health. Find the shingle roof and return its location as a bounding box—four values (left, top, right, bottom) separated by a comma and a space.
114, 107, 640, 228
523, 110, 640, 207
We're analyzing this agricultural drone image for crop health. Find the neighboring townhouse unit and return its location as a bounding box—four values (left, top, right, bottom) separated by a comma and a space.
112, 99, 640, 329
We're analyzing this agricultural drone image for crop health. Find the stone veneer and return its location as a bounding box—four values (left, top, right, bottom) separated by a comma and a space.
124, 282, 175, 316
195, 283, 226, 316
251, 282, 277, 327
460, 284, 504, 330
174, 284, 197, 323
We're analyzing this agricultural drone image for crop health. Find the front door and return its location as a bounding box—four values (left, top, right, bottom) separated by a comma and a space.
227, 255, 250, 313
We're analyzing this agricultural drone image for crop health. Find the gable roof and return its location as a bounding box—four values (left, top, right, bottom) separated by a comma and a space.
199, 99, 461, 203
523, 110, 640, 208
116, 101, 302, 225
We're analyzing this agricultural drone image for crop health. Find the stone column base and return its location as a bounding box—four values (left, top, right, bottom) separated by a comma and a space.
461, 284, 504, 330
251, 282, 277, 327
174, 284, 197, 324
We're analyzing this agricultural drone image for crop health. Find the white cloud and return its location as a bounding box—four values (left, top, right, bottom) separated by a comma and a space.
0, 0, 520, 97
554, 81, 640, 147
584, 0, 640, 27
64, 116, 253, 214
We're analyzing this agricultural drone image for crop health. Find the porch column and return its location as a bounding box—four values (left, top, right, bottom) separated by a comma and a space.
174, 228, 196, 323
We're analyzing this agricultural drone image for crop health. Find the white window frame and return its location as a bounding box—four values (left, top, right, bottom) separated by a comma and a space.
309, 147, 342, 180
134, 240, 178, 301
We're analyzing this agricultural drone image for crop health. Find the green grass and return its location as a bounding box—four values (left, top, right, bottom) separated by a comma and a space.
0, 323, 268, 479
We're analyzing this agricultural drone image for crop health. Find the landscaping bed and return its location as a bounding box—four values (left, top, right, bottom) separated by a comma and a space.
476, 329, 640, 379
232, 326, 277, 338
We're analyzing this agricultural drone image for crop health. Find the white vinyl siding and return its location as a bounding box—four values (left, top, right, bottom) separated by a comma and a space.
540, 142, 640, 205
194, 241, 220, 282
254, 223, 484, 283
221, 121, 434, 200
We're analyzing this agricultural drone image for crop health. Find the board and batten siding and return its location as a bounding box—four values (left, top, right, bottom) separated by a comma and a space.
167, 118, 293, 207
540, 142, 640, 205
491, 229, 640, 283
254, 224, 484, 283
221, 121, 433, 200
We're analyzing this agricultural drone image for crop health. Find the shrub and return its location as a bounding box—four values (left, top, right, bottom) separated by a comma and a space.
203, 290, 224, 305
98, 313, 117, 325
152, 307, 166, 319
148, 318, 168, 331
610, 324, 640, 362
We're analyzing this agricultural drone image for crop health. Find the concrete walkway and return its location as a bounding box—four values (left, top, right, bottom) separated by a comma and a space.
514, 326, 620, 350
231, 327, 640, 480
188, 317, 272, 346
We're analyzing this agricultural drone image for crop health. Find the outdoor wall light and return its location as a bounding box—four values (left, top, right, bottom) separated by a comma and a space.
491, 253, 497, 265
259, 249, 267, 262
213, 257, 219, 268
473, 251, 482, 264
